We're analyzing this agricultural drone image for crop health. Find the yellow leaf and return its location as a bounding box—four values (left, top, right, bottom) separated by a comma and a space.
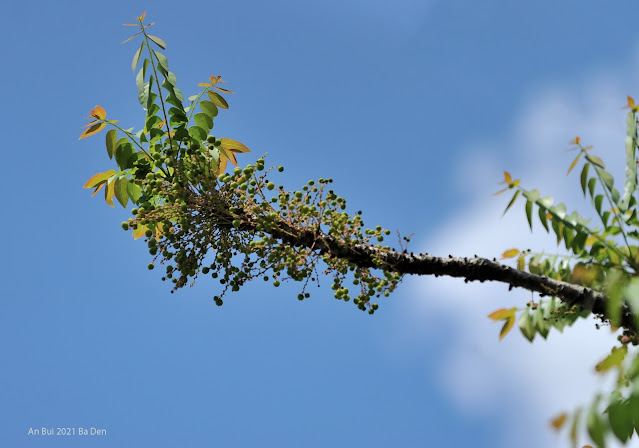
504, 171, 512, 184
217, 156, 228, 176
83, 169, 116, 188
501, 248, 520, 259
627, 96, 635, 109
582, 145, 593, 151
133, 225, 147, 240
499, 316, 515, 340
209, 75, 225, 84
104, 179, 115, 207
550, 413, 567, 431
492, 187, 509, 196
91, 183, 105, 197
123, 23, 139, 26
137, 11, 146, 21
570, 136, 581, 145
595, 345, 627, 372
517, 254, 526, 271
198, 83, 213, 87
89, 105, 106, 120
567, 153, 582, 175
79, 121, 107, 140
487, 307, 516, 321
219, 138, 251, 154
214, 86, 234, 94
155, 222, 164, 238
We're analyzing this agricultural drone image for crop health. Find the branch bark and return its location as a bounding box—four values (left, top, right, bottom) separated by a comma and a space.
190, 193, 636, 333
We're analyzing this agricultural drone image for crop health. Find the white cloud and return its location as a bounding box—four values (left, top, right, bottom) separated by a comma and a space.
401, 61, 639, 447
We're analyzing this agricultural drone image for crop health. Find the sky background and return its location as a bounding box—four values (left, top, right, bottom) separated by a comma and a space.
3, 1, 639, 447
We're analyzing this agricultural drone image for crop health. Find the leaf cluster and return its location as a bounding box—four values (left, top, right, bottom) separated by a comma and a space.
80, 14, 407, 314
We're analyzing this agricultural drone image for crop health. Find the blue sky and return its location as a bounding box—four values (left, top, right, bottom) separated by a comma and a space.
3, 1, 639, 447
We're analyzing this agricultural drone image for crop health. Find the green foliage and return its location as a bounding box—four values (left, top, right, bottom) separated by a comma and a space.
494, 98, 639, 446
80, 13, 406, 316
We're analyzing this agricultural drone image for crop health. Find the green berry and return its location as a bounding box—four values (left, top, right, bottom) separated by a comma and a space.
267, 182, 275, 190
278, 166, 284, 172
121, 221, 129, 231
148, 263, 155, 270
232, 219, 241, 228
145, 229, 153, 238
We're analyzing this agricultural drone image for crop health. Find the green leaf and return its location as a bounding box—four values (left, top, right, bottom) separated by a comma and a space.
525, 200, 533, 230
147, 103, 160, 118
114, 177, 129, 207
194, 113, 213, 133
121, 31, 141, 44
562, 226, 574, 249
580, 163, 590, 196
138, 81, 151, 109
588, 177, 597, 198
518, 311, 536, 342
207, 90, 229, 109
550, 203, 566, 220
503, 190, 520, 216
115, 142, 134, 170
551, 219, 564, 245
188, 126, 207, 141
135, 59, 149, 91
173, 87, 184, 102
595, 194, 604, 215
126, 181, 142, 203
169, 108, 188, 126
165, 93, 184, 110
149, 128, 164, 144
145, 115, 163, 133
587, 399, 606, 448
538, 207, 549, 231
586, 154, 606, 168
571, 231, 588, 254
147, 34, 166, 50
597, 168, 615, 191
538, 196, 554, 209
522, 189, 539, 202
132, 41, 144, 72
533, 305, 550, 339
161, 71, 177, 89
154, 50, 169, 73
200, 100, 219, 119
105, 129, 117, 159
608, 394, 633, 443
628, 110, 638, 137
622, 135, 637, 209
146, 90, 157, 112
596, 346, 628, 373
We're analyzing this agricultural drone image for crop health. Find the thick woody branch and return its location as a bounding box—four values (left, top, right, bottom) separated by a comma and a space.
192, 194, 636, 332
